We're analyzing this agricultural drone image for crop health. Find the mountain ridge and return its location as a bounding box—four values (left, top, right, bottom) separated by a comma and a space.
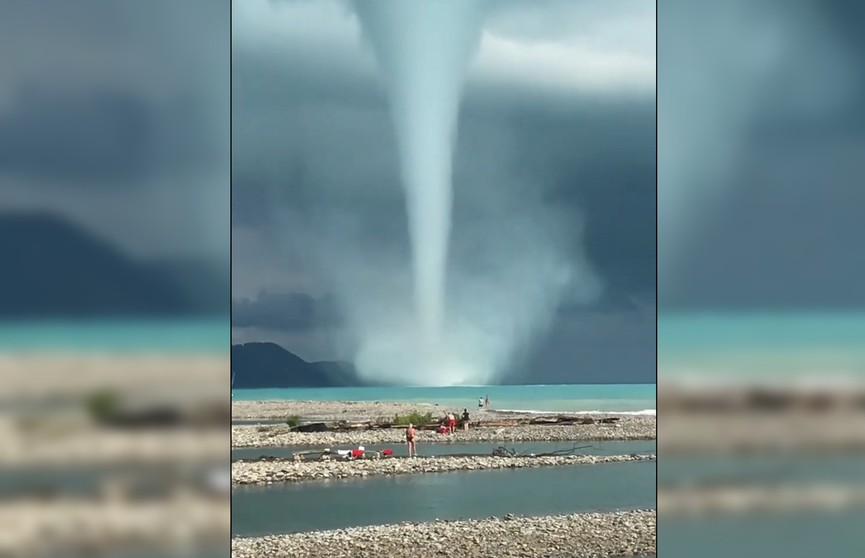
0, 211, 226, 318
231, 341, 363, 388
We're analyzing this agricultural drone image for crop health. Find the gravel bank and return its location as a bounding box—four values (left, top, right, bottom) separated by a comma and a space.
232, 453, 656, 485
233, 400, 444, 421
232, 416, 655, 448
1, 420, 227, 466
231, 509, 656, 558
0, 496, 229, 556
660, 412, 865, 454
659, 484, 865, 517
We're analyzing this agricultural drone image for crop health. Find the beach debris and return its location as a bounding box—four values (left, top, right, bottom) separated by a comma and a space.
291, 422, 330, 433
491, 443, 595, 458
289, 415, 622, 433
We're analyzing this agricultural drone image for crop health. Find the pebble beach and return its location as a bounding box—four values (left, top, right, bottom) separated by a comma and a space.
231, 509, 656, 558
231, 398, 657, 557
231, 400, 656, 448
232, 453, 656, 485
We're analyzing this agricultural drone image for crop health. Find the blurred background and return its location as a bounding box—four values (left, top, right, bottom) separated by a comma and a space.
658, 0, 865, 556
0, 1, 229, 557
6, 0, 865, 555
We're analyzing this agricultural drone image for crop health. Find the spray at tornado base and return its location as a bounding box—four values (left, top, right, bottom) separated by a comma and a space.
336, 0, 600, 385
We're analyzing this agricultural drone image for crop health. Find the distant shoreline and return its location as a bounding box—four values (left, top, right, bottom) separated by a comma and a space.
231, 399, 655, 421
231, 384, 656, 417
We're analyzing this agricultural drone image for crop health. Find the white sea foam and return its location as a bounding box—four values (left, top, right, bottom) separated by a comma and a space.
494, 409, 656, 416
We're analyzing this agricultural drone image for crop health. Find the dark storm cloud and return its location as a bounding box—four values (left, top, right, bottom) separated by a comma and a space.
232, 0, 656, 382
0, 86, 218, 185
0, 0, 229, 260
669, 138, 865, 311
660, 0, 865, 311
232, 91, 657, 308
233, 291, 343, 331
516, 303, 656, 384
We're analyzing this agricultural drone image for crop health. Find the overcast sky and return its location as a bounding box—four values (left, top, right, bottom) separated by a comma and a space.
3, 1, 862, 382
232, 0, 657, 384
0, 0, 229, 263
658, 0, 865, 311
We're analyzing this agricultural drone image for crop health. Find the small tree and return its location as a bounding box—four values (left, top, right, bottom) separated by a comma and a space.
392, 411, 434, 425
286, 415, 302, 428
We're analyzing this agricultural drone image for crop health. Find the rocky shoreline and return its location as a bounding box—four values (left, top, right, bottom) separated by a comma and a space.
0, 496, 229, 556
659, 484, 865, 517
1, 420, 227, 466
232, 453, 656, 485
231, 509, 656, 558
232, 417, 655, 448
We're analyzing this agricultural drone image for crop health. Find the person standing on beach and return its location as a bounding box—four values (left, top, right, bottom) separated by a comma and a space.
447, 412, 456, 434
462, 408, 470, 431
485, 395, 490, 409
478, 397, 484, 410
405, 423, 417, 457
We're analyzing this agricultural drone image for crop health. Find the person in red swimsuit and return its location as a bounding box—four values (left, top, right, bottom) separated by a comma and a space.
447, 412, 456, 434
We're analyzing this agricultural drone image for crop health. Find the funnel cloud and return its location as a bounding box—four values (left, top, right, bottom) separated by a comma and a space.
353, 0, 488, 350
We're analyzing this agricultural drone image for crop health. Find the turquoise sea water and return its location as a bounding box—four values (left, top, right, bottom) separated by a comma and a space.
659, 312, 865, 353
233, 383, 656, 413
659, 312, 865, 382
0, 320, 229, 353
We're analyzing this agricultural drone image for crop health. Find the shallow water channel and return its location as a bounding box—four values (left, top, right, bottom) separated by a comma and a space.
231, 439, 656, 461
231, 459, 656, 536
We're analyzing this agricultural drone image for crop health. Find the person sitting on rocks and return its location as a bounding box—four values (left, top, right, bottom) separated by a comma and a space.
405, 423, 417, 457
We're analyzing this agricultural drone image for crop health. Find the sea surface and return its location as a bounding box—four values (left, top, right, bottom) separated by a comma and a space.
233, 383, 656, 414
232, 460, 656, 536
659, 312, 865, 383
0, 320, 229, 353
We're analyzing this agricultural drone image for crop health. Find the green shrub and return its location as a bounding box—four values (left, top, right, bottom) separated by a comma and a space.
392, 411, 434, 426
285, 415, 302, 428
84, 389, 120, 422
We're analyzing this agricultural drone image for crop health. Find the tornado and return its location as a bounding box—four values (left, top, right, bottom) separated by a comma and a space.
353, 0, 487, 348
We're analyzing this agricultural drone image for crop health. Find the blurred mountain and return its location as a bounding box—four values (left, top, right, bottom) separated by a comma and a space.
146, 258, 229, 315
0, 211, 225, 318
231, 342, 362, 388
